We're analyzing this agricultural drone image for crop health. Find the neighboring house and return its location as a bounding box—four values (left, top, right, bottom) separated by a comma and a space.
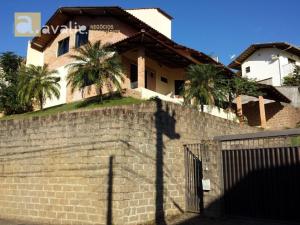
229, 43, 300, 130
229, 42, 300, 86
26, 6, 231, 110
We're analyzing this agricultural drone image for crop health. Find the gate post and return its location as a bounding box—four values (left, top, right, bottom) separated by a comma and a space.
201, 140, 223, 218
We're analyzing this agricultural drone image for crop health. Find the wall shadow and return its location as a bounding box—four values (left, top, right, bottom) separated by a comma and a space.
154, 98, 180, 225
106, 156, 114, 225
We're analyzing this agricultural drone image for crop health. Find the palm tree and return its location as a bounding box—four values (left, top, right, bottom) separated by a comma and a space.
66, 41, 124, 102
183, 64, 227, 112
18, 64, 60, 110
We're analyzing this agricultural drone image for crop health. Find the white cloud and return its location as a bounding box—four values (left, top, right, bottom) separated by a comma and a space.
230, 54, 236, 60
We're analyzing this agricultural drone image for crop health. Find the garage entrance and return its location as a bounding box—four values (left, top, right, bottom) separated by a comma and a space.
219, 131, 300, 221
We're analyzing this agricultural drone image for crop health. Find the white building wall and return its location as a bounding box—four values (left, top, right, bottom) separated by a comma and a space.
126, 9, 172, 38
241, 48, 300, 86
44, 66, 68, 108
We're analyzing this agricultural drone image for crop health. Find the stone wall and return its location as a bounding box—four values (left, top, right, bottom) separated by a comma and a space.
0, 101, 257, 225
243, 101, 300, 130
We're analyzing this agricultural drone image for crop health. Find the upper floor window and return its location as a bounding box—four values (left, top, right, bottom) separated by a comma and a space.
245, 66, 250, 73
75, 30, 89, 48
57, 37, 69, 56
161, 76, 168, 83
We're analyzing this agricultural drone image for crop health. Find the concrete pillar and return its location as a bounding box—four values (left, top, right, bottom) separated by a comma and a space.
137, 47, 145, 88
259, 95, 267, 129
236, 95, 244, 126
236, 95, 243, 117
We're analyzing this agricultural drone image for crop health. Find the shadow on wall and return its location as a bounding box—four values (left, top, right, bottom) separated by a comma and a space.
106, 156, 114, 225
154, 98, 180, 225
104, 98, 181, 225
177, 148, 300, 225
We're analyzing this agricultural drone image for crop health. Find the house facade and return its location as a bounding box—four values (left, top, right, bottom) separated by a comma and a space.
26, 7, 228, 109
229, 43, 300, 130
229, 43, 300, 86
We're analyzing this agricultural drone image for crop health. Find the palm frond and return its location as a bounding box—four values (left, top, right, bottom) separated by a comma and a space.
66, 40, 124, 101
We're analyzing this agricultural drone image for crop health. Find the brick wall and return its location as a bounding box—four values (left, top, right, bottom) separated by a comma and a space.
0, 101, 257, 225
243, 101, 300, 130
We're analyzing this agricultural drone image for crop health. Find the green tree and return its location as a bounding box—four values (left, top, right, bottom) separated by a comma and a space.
229, 76, 261, 101
283, 66, 300, 86
183, 64, 261, 114
66, 41, 124, 102
183, 64, 228, 111
18, 64, 60, 110
0, 52, 31, 115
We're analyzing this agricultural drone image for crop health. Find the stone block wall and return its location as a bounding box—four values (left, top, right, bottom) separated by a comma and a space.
0, 101, 257, 225
243, 101, 300, 130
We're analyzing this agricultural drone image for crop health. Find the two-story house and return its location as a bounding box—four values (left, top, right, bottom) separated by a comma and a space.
229, 42, 300, 86
228, 43, 300, 129
26, 6, 230, 109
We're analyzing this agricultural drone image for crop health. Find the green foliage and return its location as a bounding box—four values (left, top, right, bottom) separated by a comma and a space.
283, 66, 300, 86
1, 96, 144, 121
18, 64, 61, 110
183, 64, 261, 112
0, 52, 32, 115
183, 64, 228, 111
66, 41, 124, 102
230, 76, 262, 98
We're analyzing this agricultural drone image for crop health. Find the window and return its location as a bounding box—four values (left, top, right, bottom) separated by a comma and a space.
75, 30, 89, 48
175, 80, 185, 95
57, 37, 69, 56
161, 76, 168, 83
245, 66, 250, 73
130, 64, 138, 89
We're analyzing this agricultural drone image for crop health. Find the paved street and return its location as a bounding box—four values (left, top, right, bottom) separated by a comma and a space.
0, 215, 299, 225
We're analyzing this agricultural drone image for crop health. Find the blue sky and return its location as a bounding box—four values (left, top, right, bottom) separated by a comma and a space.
1, 0, 299, 65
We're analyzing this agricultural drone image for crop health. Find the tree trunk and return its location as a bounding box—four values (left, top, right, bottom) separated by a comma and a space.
200, 103, 204, 112
228, 93, 233, 111
99, 87, 103, 103
39, 97, 43, 110
38, 92, 44, 110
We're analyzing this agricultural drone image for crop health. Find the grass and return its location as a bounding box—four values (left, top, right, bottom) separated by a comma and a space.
0, 96, 145, 121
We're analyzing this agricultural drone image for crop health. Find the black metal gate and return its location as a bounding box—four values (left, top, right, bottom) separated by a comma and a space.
184, 144, 203, 213
220, 132, 300, 221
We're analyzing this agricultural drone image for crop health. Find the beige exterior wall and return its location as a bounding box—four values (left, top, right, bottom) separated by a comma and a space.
44, 16, 138, 70
37, 16, 138, 105
26, 41, 44, 66
126, 9, 172, 38
123, 51, 186, 96
27, 15, 185, 107
66, 52, 187, 102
